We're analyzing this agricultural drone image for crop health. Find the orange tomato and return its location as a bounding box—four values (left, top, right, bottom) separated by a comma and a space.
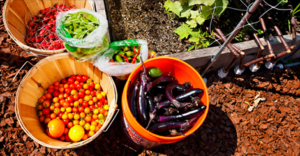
47, 119, 65, 138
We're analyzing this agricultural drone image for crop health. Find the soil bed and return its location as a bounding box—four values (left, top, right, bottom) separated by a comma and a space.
1, 0, 300, 156
106, 0, 300, 55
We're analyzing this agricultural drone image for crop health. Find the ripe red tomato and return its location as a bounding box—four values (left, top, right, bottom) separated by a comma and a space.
42, 108, 50, 115
73, 95, 79, 101
39, 116, 45, 122
43, 100, 51, 107
61, 79, 67, 84
72, 107, 78, 113
90, 91, 96, 96
48, 85, 54, 89
78, 106, 84, 113
69, 84, 75, 90
78, 91, 84, 98
65, 135, 71, 142
75, 84, 82, 90
71, 75, 76, 80
67, 96, 73, 103
53, 91, 59, 97
38, 98, 44, 104
45, 93, 52, 99
82, 102, 89, 108
48, 88, 54, 93
81, 75, 88, 82
76, 75, 82, 81
63, 119, 69, 124
68, 78, 74, 84
65, 88, 71, 94
88, 82, 95, 89
97, 101, 103, 107
54, 81, 60, 86
89, 105, 95, 110
54, 85, 59, 91
67, 122, 73, 128
59, 87, 64, 93
58, 112, 64, 119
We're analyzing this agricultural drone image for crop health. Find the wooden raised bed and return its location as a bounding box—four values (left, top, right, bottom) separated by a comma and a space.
95, 2, 300, 75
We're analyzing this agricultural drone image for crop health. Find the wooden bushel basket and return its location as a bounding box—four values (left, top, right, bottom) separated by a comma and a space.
15, 53, 118, 149
3, 0, 95, 55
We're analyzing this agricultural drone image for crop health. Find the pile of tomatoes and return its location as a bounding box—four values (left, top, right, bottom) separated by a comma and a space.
36, 75, 109, 142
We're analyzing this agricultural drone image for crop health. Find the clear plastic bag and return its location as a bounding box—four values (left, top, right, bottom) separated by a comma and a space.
94, 39, 148, 80
56, 9, 109, 61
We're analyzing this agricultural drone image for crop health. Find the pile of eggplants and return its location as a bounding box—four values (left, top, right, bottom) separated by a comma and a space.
128, 56, 206, 136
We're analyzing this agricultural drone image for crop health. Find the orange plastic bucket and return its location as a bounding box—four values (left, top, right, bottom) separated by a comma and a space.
121, 56, 209, 148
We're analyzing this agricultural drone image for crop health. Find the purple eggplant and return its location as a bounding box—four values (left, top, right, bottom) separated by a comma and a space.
137, 56, 148, 127
179, 102, 198, 112
156, 105, 206, 122
147, 95, 155, 113
165, 83, 187, 108
156, 89, 203, 110
130, 81, 140, 120
149, 116, 199, 133
164, 107, 179, 115
146, 76, 177, 92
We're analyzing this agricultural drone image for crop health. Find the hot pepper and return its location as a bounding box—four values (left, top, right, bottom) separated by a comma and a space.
119, 54, 129, 63
132, 46, 141, 64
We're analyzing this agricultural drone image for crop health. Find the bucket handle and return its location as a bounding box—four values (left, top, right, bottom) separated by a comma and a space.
104, 108, 119, 132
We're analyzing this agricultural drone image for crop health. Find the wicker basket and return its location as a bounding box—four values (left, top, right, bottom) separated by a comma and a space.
15, 53, 118, 149
3, 0, 95, 55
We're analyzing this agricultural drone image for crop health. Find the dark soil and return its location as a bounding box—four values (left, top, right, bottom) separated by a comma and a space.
1, 0, 300, 156
106, 0, 300, 55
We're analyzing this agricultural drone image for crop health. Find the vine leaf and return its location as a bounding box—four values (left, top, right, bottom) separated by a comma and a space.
188, 0, 215, 6
214, 0, 228, 16
196, 16, 205, 25
186, 20, 197, 28
174, 23, 193, 40
200, 5, 213, 19
181, 2, 192, 18
188, 29, 202, 43
164, 0, 183, 16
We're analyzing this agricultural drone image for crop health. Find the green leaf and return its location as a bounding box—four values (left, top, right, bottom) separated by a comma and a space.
188, 44, 195, 51
190, 10, 200, 19
190, 28, 202, 38
200, 5, 213, 19
188, 0, 215, 6
170, 1, 183, 16
189, 36, 200, 43
196, 15, 205, 25
180, 2, 192, 18
164, 0, 183, 16
164, 0, 173, 10
186, 20, 197, 28
214, 0, 228, 16
174, 23, 193, 40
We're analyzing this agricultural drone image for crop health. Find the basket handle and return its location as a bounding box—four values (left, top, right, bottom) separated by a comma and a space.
104, 108, 119, 132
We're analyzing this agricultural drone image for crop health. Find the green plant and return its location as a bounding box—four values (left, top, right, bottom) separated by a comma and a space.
233, 24, 264, 42
163, 0, 228, 51
287, 3, 300, 33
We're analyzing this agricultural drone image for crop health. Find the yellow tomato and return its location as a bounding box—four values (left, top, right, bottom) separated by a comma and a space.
103, 105, 109, 111
68, 125, 85, 142
95, 84, 100, 90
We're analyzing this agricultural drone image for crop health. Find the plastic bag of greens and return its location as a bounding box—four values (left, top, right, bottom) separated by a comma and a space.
94, 39, 148, 80
56, 9, 109, 62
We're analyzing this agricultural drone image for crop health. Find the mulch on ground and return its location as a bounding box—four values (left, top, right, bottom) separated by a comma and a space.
1, 0, 300, 155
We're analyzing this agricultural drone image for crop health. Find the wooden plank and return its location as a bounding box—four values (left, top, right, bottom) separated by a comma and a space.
23, 0, 45, 15
94, 0, 111, 42
168, 34, 300, 74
